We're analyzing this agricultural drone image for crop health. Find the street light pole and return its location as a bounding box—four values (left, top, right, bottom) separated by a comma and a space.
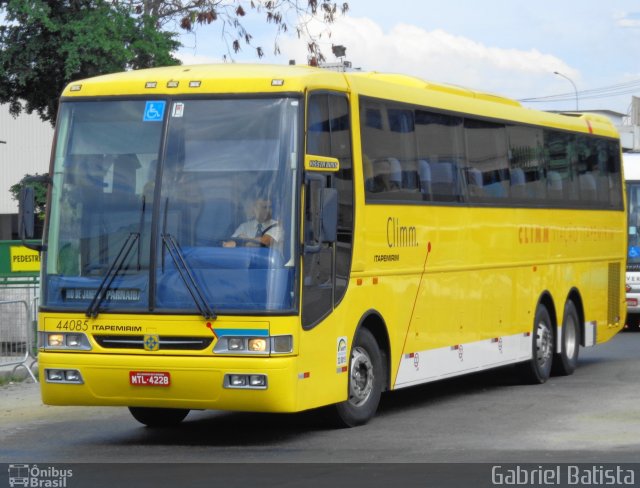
553, 71, 579, 111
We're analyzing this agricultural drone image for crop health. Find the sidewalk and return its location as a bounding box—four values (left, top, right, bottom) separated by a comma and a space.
0, 381, 43, 441
0, 355, 38, 383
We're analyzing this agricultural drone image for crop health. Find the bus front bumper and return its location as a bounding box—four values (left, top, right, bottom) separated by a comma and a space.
626, 291, 640, 314
38, 352, 299, 412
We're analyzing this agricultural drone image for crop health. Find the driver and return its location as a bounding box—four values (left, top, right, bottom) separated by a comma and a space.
222, 197, 282, 247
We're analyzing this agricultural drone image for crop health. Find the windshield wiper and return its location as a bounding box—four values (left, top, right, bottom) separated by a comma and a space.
86, 232, 140, 318
162, 233, 216, 320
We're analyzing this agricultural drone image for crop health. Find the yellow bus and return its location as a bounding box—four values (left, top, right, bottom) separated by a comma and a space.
23, 64, 626, 427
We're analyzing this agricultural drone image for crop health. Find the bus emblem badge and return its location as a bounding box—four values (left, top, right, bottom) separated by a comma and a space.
144, 335, 160, 351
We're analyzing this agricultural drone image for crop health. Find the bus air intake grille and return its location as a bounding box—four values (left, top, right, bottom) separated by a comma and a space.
608, 262, 621, 325
93, 335, 213, 350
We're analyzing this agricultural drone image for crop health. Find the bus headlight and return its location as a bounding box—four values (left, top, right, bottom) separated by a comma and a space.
213, 335, 293, 355
40, 332, 92, 351
248, 338, 267, 352
47, 334, 65, 347
228, 338, 244, 351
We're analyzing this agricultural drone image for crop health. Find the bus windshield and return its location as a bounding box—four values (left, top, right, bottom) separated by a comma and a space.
44, 97, 299, 314
628, 181, 640, 269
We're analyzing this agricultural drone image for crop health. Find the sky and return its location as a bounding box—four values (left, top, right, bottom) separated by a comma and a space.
176, 0, 640, 116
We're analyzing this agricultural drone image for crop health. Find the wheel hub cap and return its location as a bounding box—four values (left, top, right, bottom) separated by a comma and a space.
536, 321, 553, 368
349, 347, 374, 407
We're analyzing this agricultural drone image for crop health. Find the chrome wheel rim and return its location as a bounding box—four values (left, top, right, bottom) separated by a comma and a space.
564, 314, 578, 359
349, 347, 374, 407
535, 320, 553, 369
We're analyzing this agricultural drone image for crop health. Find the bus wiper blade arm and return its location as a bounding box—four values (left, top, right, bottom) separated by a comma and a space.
86, 232, 140, 318
162, 233, 216, 320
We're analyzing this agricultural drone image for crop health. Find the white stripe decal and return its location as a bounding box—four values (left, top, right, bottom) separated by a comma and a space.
394, 332, 532, 389
583, 321, 597, 347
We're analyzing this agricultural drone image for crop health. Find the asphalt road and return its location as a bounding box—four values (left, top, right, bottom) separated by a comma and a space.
1, 330, 639, 467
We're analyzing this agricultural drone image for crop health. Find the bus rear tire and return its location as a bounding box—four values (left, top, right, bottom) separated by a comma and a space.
333, 328, 384, 427
128, 407, 190, 427
519, 304, 553, 384
552, 301, 580, 376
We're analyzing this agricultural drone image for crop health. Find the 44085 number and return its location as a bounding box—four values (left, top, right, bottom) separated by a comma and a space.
55, 319, 89, 332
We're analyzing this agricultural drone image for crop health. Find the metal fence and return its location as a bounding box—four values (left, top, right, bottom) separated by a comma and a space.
0, 240, 41, 382
0, 283, 39, 382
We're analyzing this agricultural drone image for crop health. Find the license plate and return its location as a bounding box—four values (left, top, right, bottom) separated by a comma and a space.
129, 371, 171, 387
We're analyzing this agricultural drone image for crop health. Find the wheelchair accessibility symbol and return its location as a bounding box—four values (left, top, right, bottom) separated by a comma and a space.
143, 101, 165, 122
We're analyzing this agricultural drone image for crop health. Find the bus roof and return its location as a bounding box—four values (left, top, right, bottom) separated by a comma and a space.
62, 63, 618, 139
61, 63, 350, 97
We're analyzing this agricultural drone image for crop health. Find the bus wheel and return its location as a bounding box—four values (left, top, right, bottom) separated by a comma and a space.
334, 328, 384, 427
519, 304, 553, 384
128, 407, 190, 427
552, 301, 580, 376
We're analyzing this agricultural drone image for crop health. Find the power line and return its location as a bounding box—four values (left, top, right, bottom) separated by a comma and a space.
520, 78, 640, 100
519, 78, 640, 103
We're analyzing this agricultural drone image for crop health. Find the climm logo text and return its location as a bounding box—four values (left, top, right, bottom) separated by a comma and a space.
387, 217, 418, 248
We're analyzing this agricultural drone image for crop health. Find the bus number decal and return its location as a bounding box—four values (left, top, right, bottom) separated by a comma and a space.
56, 319, 89, 332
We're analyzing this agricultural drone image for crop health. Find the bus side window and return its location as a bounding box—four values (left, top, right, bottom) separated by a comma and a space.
415, 109, 465, 203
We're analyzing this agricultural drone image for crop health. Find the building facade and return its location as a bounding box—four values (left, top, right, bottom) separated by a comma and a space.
0, 104, 54, 240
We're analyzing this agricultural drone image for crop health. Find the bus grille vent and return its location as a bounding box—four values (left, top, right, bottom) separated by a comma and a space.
608, 262, 621, 324
94, 335, 213, 350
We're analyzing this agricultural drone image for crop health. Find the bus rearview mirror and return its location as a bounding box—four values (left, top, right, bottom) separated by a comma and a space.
19, 186, 35, 240
304, 177, 338, 254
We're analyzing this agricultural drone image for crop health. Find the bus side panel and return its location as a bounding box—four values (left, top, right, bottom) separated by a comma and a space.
354, 202, 625, 390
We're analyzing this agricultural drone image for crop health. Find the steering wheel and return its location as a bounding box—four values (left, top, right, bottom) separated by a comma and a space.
227, 237, 268, 248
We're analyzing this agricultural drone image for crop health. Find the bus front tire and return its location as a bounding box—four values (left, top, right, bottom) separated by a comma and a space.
519, 304, 554, 384
333, 328, 384, 428
552, 301, 580, 376
128, 407, 190, 427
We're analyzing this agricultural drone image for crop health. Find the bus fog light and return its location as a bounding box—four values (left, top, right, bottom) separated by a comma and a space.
64, 370, 82, 383
248, 338, 267, 352
224, 374, 268, 389
229, 374, 246, 387
249, 375, 266, 387
45, 368, 84, 384
46, 369, 64, 382
272, 335, 293, 353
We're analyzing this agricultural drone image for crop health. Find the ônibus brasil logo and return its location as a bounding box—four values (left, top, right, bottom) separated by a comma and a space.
8, 464, 73, 487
